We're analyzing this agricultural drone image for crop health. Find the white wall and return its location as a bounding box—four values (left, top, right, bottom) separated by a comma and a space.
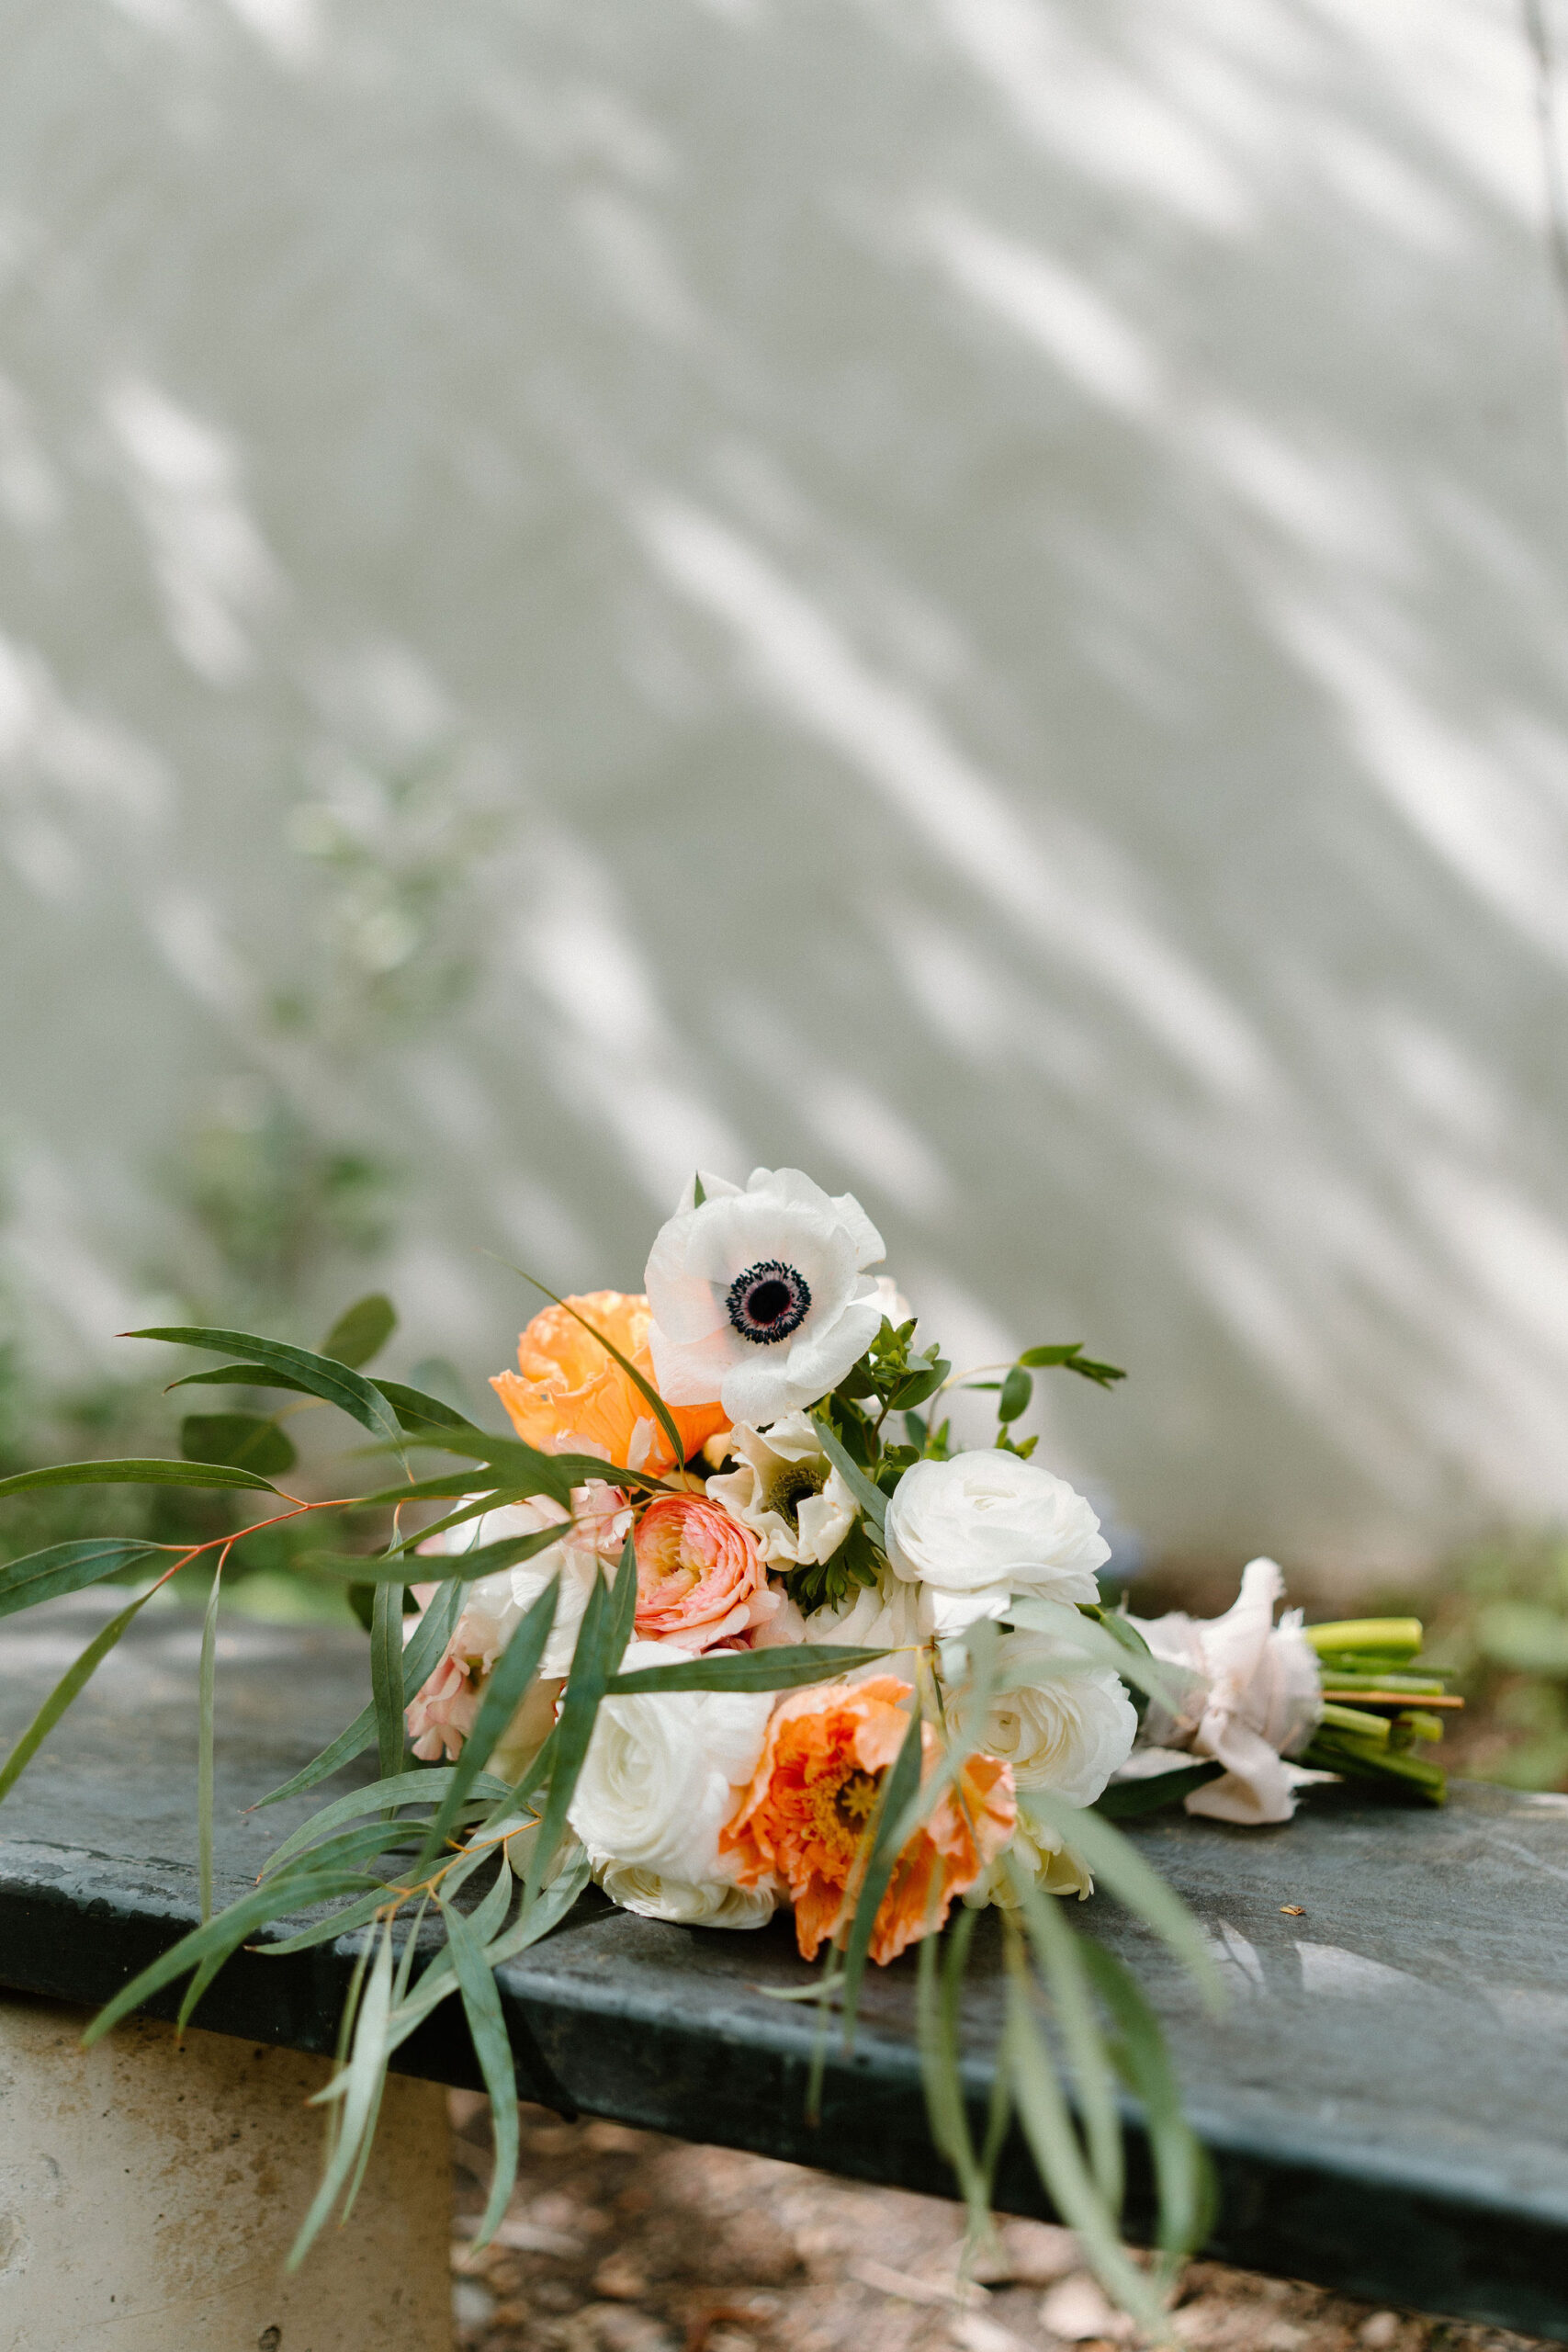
3, 0, 1567, 1577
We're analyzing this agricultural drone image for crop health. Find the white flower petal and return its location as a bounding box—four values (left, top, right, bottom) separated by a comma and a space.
645, 1165, 886, 1419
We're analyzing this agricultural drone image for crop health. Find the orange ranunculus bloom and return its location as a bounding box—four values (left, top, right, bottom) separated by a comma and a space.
634, 1491, 778, 1651
491, 1291, 726, 1475
719, 1677, 1016, 1964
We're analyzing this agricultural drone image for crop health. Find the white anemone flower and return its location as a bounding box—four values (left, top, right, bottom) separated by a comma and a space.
705, 1410, 858, 1566
645, 1167, 886, 1424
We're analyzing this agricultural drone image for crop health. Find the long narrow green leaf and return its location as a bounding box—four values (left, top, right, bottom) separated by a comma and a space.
129, 1327, 406, 1457
1001, 1597, 1190, 1712
254, 1580, 464, 1807
1008, 1859, 1123, 2212
446, 1900, 522, 2244
353, 1471, 501, 1509
198, 1560, 223, 1923
840, 1700, 924, 2041
523, 1543, 633, 1907
0, 1537, 167, 1622
0, 1457, 278, 1501
1078, 1937, 1215, 2261
917, 1911, 987, 2232
261, 1767, 510, 1881
479, 1840, 591, 1969
371, 1581, 406, 1780
1002, 1957, 1169, 2340
83, 1862, 378, 2043
811, 1416, 888, 1539
321, 1293, 397, 1370
289, 1920, 395, 2267
606, 1642, 891, 1694
419, 1578, 559, 1863
311, 1524, 566, 1584
1017, 1792, 1220, 2000
0, 1590, 152, 1804
497, 1260, 687, 1472
262, 1889, 406, 1957
167, 1362, 474, 1436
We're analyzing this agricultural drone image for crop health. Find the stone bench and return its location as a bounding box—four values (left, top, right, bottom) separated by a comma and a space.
0, 1596, 1564, 2347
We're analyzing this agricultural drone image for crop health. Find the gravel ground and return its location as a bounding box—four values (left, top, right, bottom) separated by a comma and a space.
450, 2098, 1559, 2352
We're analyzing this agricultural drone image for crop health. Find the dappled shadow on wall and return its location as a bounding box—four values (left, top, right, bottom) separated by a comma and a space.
1, 0, 1566, 1573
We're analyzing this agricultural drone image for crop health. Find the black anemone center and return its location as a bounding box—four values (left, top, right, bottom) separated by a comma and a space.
727, 1260, 812, 1347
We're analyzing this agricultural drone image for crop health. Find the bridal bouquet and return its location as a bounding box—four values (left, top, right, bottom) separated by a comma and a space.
0, 1163, 1456, 2335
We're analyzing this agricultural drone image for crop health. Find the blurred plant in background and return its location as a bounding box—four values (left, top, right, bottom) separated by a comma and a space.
0, 746, 505, 1615
273, 750, 505, 1046
1422, 1533, 1568, 1791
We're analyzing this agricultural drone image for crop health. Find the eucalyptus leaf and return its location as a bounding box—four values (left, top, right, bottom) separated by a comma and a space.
446, 1900, 521, 2244
254, 1579, 464, 1806
522, 1539, 632, 1907
371, 1581, 406, 1780
606, 1643, 891, 1694
418, 1577, 559, 1862
0, 1589, 154, 1804
0, 1457, 278, 1501
839, 1701, 924, 2042
261, 1767, 511, 1881
128, 1326, 405, 1456
84, 1860, 381, 2043
288, 1922, 395, 2267
180, 1412, 298, 1477
307, 1524, 567, 1585
321, 1293, 398, 1370
0, 1537, 166, 1623
810, 1415, 889, 1539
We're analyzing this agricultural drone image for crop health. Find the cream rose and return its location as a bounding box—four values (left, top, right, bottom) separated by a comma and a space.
566, 1638, 775, 1924
884, 1451, 1109, 1634
705, 1411, 857, 1567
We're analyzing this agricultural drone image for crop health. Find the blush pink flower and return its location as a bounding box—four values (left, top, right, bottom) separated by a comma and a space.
633, 1491, 779, 1651
406, 1652, 480, 1763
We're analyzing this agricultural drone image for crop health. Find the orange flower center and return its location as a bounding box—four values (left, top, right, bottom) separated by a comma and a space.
807, 1759, 885, 1862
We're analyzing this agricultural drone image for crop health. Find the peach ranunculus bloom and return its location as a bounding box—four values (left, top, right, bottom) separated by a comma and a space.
720, 1677, 1016, 1963
634, 1491, 781, 1651
492, 1292, 727, 1476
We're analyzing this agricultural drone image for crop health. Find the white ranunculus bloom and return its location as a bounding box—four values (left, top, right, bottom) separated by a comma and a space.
567, 1638, 775, 1911
978, 1804, 1095, 1905
978, 1630, 1137, 1806
883, 1451, 1109, 1634
595, 1861, 775, 1928
644, 1167, 886, 1424
801, 1571, 928, 1668
1123, 1556, 1325, 1826
705, 1410, 858, 1566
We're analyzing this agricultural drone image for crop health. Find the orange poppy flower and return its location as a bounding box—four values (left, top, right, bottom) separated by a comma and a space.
492, 1292, 727, 1475
720, 1677, 1016, 1963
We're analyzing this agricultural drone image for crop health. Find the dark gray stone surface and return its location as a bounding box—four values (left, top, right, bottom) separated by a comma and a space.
1, 1595, 1565, 2337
